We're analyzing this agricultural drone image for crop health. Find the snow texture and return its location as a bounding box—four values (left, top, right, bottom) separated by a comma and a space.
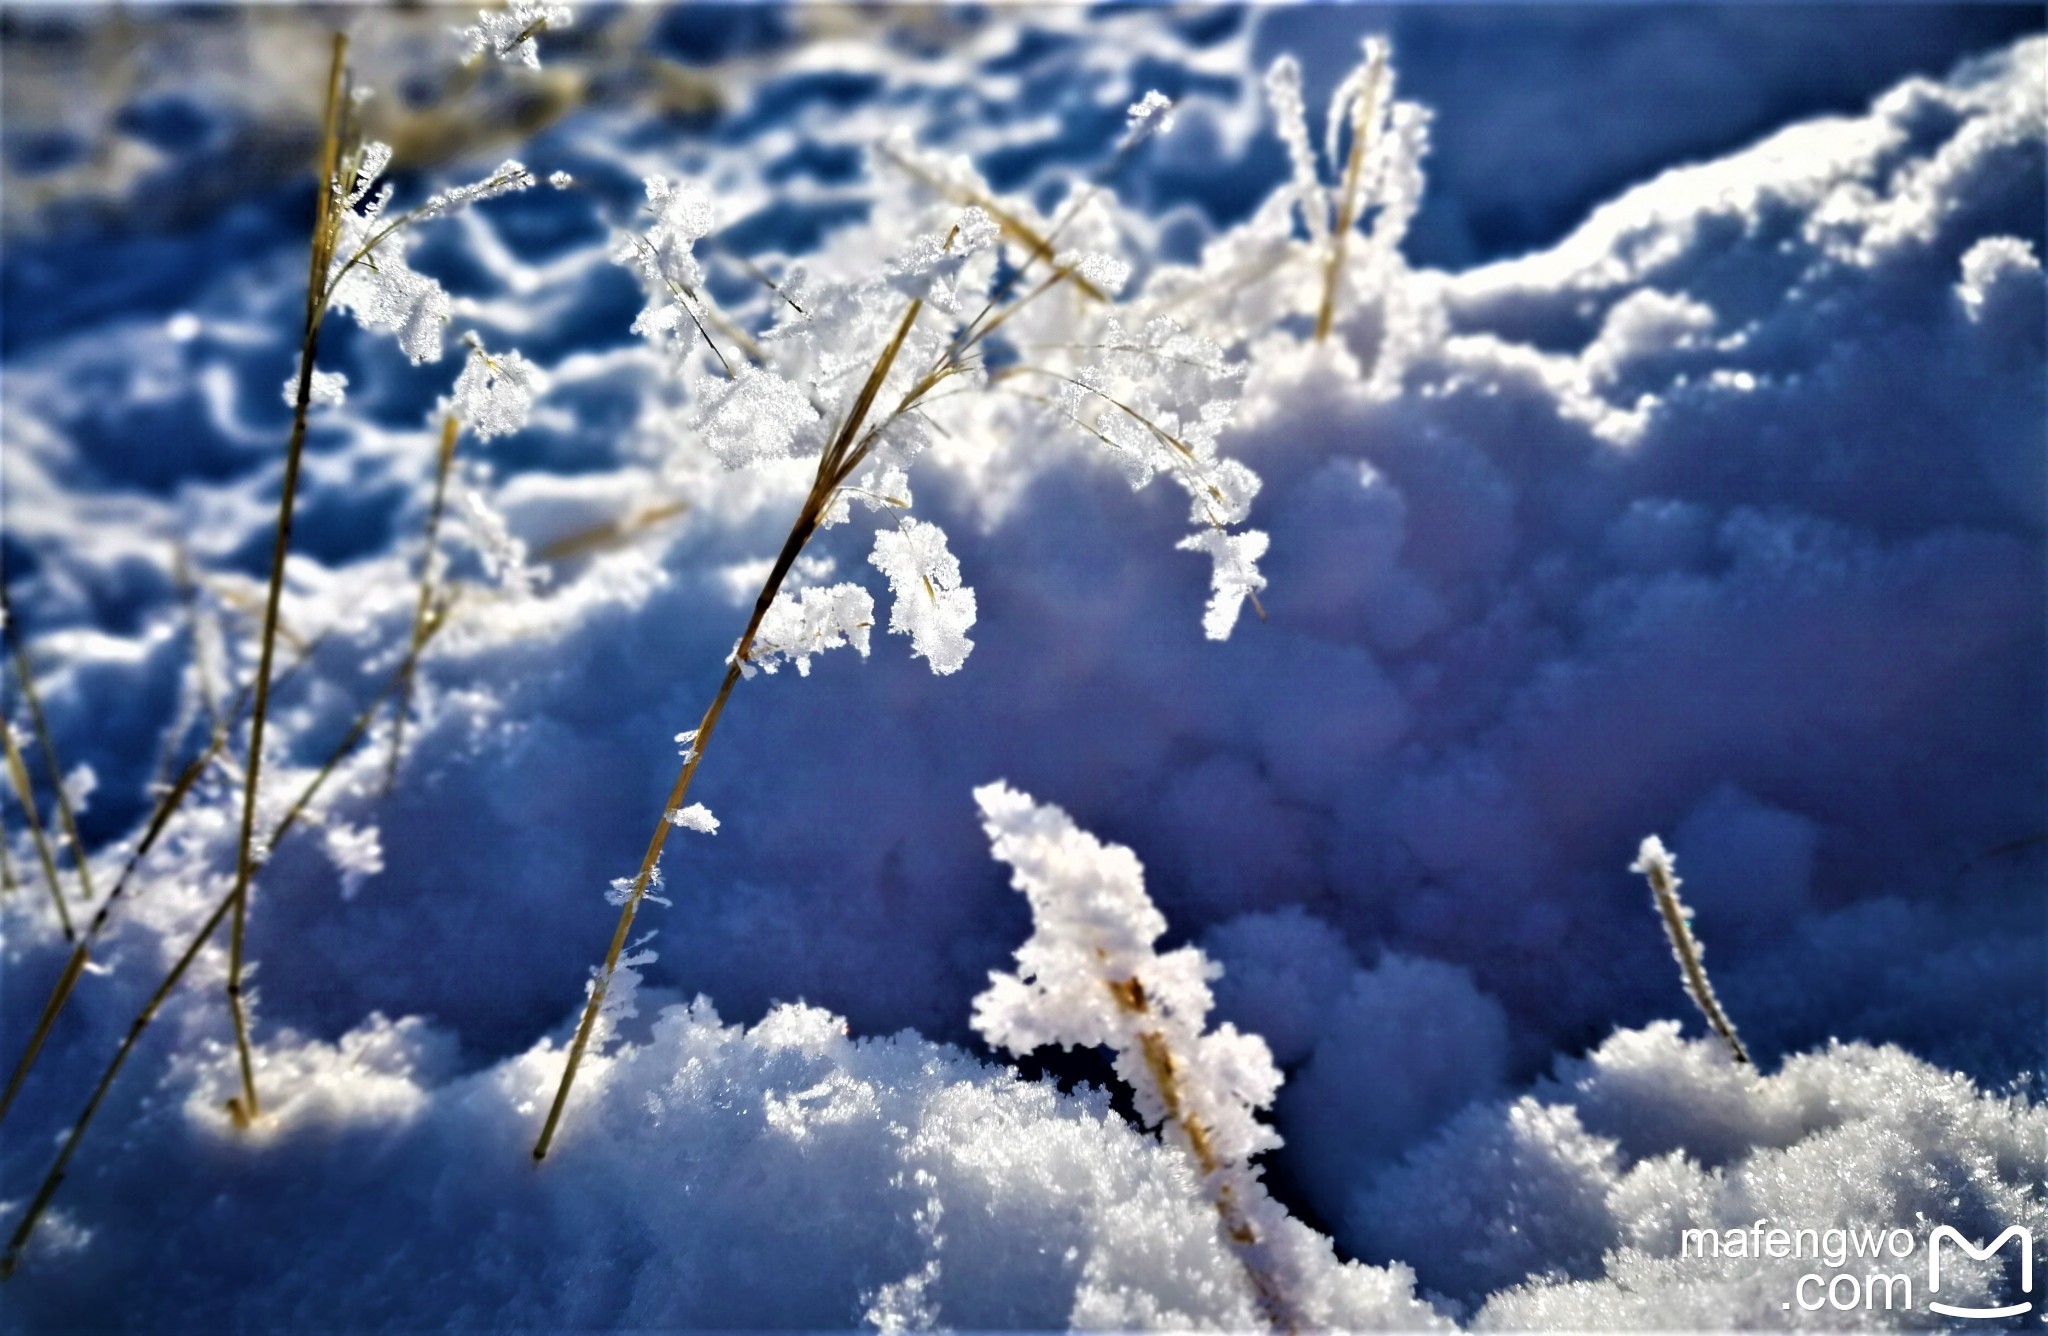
0, 7, 2041, 1329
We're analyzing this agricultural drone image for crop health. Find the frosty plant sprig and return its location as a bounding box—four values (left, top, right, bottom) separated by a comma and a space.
1632, 836, 1751, 1065
971, 783, 1302, 1329
531, 92, 1271, 1157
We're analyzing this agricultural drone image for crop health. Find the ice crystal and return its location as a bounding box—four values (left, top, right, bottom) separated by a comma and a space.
449, 337, 543, 440
459, 490, 545, 597
418, 160, 535, 219
870, 520, 976, 676
606, 864, 668, 909
1265, 56, 1328, 242
746, 582, 875, 678
1124, 90, 1178, 144
457, 1, 572, 70
667, 804, 719, 835
1177, 529, 1268, 640
1056, 250, 1132, 296
322, 822, 384, 901
694, 366, 821, 469
284, 369, 349, 410
887, 207, 999, 312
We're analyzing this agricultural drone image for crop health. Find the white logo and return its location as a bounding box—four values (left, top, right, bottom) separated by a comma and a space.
1927, 1225, 2035, 1321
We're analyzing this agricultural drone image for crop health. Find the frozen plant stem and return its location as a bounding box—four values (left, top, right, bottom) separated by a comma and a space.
1314, 43, 1385, 344
222, 31, 348, 1127
0, 606, 451, 1278
1107, 977, 1294, 1330
532, 297, 927, 1161
2, 717, 72, 941
1633, 835, 1749, 1065
2, 594, 96, 903
383, 413, 462, 793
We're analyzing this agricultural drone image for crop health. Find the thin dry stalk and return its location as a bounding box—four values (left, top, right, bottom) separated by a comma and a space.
1106, 977, 1294, 1331
3, 718, 73, 941
2, 606, 97, 904
383, 413, 462, 793
1633, 835, 1749, 1066
1313, 48, 1385, 344
534, 500, 691, 563
532, 297, 928, 1161
0, 811, 18, 893
0, 605, 449, 1278
222, 31, 349, 1126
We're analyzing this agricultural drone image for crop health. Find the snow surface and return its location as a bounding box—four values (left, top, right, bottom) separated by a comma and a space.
0, 7, 2042, 1329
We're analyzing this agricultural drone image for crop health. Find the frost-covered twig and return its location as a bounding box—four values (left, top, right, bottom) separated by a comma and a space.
972, 783, 1299, 1330
1314, 39, 1388, 343
534, 114, 1268, 1156
1632, 835, 1750, 1066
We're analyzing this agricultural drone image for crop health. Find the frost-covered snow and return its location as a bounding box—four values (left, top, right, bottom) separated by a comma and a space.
0, 6, 2041, 1330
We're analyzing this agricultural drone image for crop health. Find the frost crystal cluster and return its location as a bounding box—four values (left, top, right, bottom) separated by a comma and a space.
457, 1, 572, 70
972, 782, 1309, 1325
449, 336, 545, 440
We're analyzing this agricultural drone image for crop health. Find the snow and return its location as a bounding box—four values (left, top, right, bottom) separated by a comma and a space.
0, 6, 2041, 1329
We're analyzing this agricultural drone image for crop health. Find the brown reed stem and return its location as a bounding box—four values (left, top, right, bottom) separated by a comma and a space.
223, 31, 348, 1127
0, 603, 448, 1278
531, 299, 926, 1161
383, 413, 462, 794
3, 717, 72, 942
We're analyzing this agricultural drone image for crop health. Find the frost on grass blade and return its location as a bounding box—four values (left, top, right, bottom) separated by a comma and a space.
419, 160, 536, 219
457, 1, 573, 70
458, 489, 546, 597
887, 207, 999, 313
745, 583, 875, 678
1124, 89, 1177, 145
1055, 250, 1132, 297
870, 520, 975, 675
325, 144, 450, 365
694, 366, 820, 469
449, 336, 544, 440
972, 783, 1313, 1324
1265, 55, 1328, 242
285, 369, 349, 409
666, 804, 719, 835
1178, 528, 1268, 640
606, 864, 669, 909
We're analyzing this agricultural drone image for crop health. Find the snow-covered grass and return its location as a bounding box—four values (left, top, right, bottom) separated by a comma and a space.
0, 5, 2041, 1329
